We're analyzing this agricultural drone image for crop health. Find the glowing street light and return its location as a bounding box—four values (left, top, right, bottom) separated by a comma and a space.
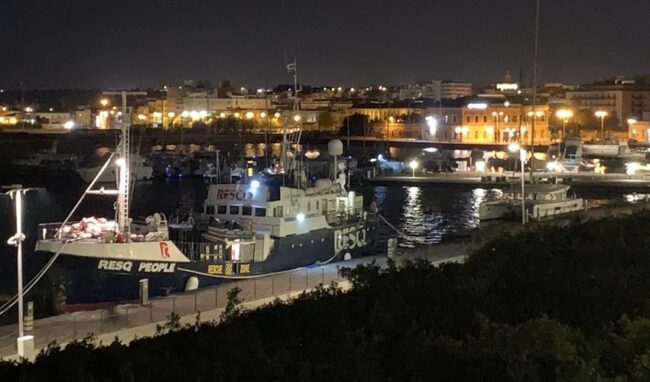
508, 143, 521, 153
293, 114, 301, 122
245, 111, 255, 120
167, 112, 176, 119
99, 98, 109, 107
595, 110, 608, 140
409, 160, 418, 178
63, 120, 75, 130
555, 109, 573, 141
260, 112, 267, 119
627, 118, 637, 126
425, 116, 437, 139
274, 112, 281, 119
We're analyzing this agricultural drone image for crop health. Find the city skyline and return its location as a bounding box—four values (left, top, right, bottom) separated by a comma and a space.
1, 0, 649, 89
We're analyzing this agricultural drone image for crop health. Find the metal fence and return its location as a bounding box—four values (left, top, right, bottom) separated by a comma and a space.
0, 263, 347, 358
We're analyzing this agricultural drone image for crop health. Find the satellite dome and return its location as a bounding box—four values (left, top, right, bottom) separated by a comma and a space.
327, 139, 343, 156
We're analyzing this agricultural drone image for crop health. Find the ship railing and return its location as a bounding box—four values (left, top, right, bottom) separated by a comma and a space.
324, 208, 364, 226
205, 226, 256, 240
38, 222, 70, 240
38, 222, 120, 241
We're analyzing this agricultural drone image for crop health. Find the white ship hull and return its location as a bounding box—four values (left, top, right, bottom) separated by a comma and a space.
480, 199, 585, 221
77, 165, 153, 183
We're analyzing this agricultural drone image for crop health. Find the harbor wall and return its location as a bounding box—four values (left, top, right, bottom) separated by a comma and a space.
468, 201, 650, 252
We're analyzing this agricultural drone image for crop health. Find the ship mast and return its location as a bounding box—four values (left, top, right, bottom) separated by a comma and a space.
529, 0, 540, 181
282, 61, 303, 182
102, 90, 146, 234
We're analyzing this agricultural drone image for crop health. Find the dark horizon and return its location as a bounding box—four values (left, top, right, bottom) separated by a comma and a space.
1, 0, 649, 89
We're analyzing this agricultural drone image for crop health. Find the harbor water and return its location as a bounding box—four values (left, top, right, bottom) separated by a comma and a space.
0, 175, 646, 321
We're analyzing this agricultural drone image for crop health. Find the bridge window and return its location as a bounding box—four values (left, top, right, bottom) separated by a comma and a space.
206, 206, 215, 215
217, 205, 227, 214
230, 206, 240, 215
242, 206, 252, 216
255, 207, 266, 217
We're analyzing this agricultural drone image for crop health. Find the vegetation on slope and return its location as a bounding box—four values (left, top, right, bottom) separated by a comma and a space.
4, 212, 650, 381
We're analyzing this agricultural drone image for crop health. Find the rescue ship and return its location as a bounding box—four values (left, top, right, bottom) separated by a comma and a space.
35, 88, 377, 304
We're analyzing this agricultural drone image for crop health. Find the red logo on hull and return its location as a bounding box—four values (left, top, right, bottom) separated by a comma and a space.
160, 242, 170, 258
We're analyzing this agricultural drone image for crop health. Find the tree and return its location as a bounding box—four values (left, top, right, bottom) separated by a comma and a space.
317, 112, 335, 131
339, 113, 369, 136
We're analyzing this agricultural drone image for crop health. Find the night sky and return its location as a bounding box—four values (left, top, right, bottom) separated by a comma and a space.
1, 0, 648, 89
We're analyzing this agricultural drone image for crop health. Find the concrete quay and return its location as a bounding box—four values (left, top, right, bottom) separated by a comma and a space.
0, 246, 466, 362
367, 172, 650, 189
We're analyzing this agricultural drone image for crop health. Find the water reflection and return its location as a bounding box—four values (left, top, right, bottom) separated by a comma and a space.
366, 185, 503, 247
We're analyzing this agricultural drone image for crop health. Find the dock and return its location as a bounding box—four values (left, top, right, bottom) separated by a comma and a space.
0, 245, 466, 361
367, 172, 650, 189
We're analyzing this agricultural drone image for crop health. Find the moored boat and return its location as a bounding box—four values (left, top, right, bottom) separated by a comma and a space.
479, 184, 585, 221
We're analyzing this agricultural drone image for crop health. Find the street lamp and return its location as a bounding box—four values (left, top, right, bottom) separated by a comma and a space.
409, 160, 418, 178
595, 110, 608, 141
5, 186, 36, 359
99, 98, 109, 107
627, 118, 637, 126
555, 109, 573, 141
508, 143, 526, 225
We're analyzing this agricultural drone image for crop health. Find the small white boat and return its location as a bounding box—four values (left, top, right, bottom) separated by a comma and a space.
582, 141, 645, 160
479, 184, 585, 221
77, 154, 153, 182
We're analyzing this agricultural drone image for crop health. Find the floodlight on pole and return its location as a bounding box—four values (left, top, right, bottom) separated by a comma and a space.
409, 160, 418, 178
555, 109, 573, 141
5, 185, 37, 359
595, 110, 608, 140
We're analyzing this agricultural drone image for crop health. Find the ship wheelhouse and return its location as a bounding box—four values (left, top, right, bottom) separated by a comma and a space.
192, 176, 365, 268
